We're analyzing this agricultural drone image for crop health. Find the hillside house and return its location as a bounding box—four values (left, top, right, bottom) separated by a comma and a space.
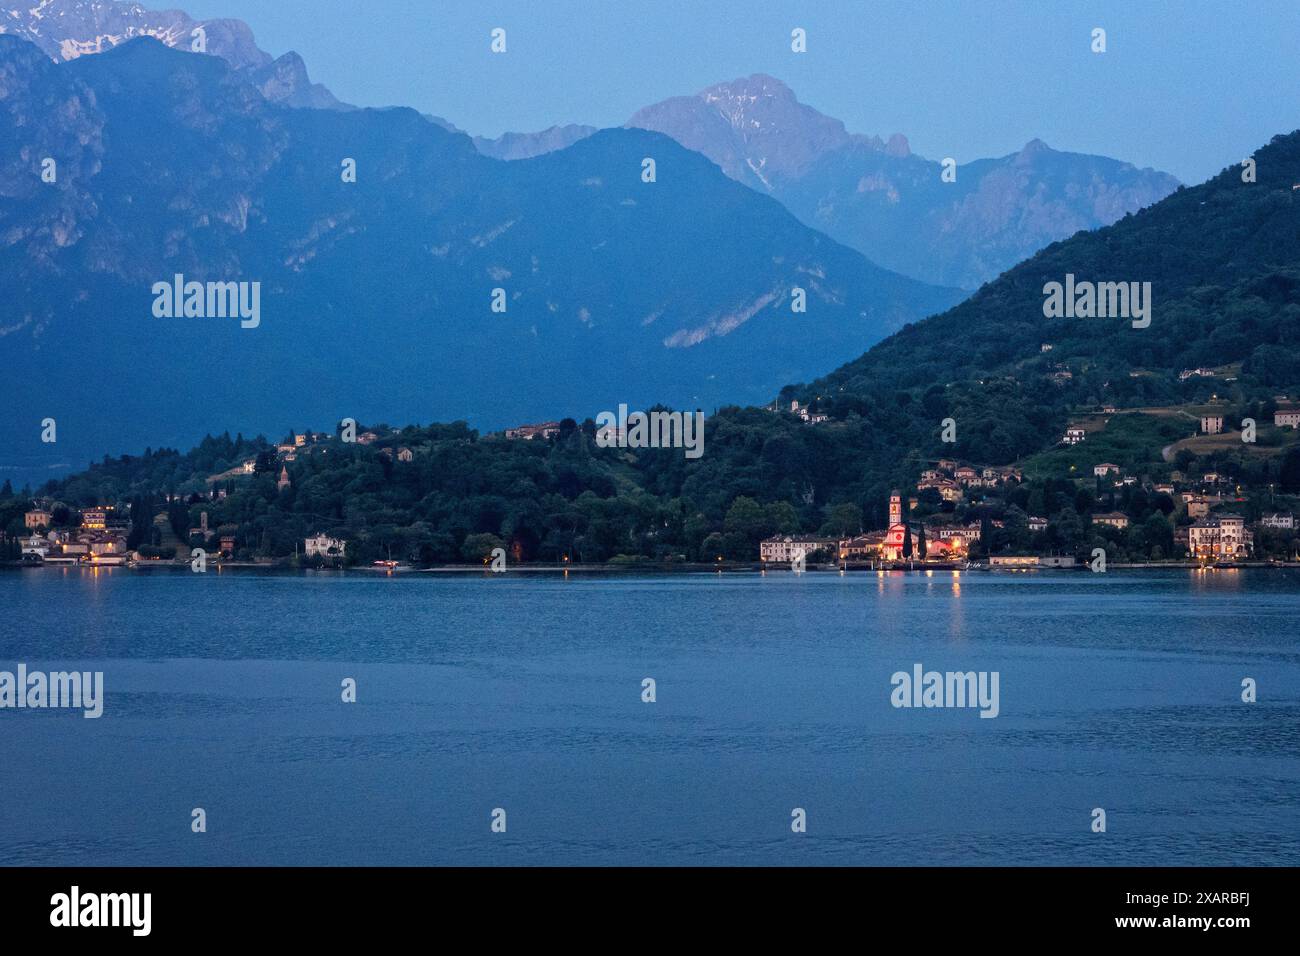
1275, 407, 1300, 429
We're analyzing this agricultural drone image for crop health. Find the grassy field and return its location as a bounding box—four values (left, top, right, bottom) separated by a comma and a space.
1018, 412, 1187, 481
1163, 425, 1299, 460
1018, 403, 1300, 481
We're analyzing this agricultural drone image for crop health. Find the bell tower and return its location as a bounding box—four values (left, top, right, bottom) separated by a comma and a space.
889, 491, 902, 527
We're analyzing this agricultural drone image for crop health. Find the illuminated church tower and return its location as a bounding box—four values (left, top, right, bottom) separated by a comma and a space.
882, 490, 908, 562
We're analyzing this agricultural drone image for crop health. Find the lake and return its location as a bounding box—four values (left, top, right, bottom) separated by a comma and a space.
1, 566, 1297, 866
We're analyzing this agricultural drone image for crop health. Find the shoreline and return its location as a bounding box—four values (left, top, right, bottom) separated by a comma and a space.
5, 560, 1299, 575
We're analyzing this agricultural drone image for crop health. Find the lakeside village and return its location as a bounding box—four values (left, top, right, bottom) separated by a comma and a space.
4, 399, 1300, 573
763, 398, 1300, 570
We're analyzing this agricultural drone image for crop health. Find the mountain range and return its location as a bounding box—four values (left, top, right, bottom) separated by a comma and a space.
0, 33, 960, 482
418, 74, 1181, 289
1, 0, 341, 108
788, 126, 1300, 470
625, 75, 1181, 289
0, 0, 1211, 490
5, 1, 1181, 290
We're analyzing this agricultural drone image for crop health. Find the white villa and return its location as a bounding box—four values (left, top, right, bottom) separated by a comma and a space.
760, 535, 838, 563
304, 533, 347, 558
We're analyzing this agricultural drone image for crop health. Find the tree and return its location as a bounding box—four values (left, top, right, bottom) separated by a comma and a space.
902, 524, 913, 560
763, 501, 800, 535
916, 524, 927, 560
1280, 448, 1300, 494
461, 533, 504, 563
126, 495, 151, 550
700, 532, 726, 562
723, 496, 769, 549
1075, 486, 1095, 515
822, 502, 863, 537
1143, 512, 1174, 559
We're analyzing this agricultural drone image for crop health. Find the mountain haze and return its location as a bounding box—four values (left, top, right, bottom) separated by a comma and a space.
6, 2, 1182, 291
629, 74, 1181, 288
1, 0, 343, 108
473, 124, 599, 161
0, 35, 960, 481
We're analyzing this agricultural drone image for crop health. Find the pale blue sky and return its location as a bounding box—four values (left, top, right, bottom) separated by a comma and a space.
182, 0, 1300, 184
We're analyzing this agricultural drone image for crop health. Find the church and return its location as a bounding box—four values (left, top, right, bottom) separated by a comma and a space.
877, 491, 973, 563
880, 492, 912, 562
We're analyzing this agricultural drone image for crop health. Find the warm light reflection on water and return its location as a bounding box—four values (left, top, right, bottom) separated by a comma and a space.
1189, 566, 1244, 593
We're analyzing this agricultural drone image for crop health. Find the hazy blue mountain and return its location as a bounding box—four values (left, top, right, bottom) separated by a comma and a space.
0, 35, 961, 482
627, 73, 873, 190
0, 0, 344, 108
9, 4, 1178, 289
473, 125, 599, 161
628, 75, 1181, 289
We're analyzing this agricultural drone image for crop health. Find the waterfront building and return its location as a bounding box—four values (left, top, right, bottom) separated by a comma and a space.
760, 535, 838, 564
1189, 514, 1252, 560
837, 534, 883, 562
305, 533, 347, 558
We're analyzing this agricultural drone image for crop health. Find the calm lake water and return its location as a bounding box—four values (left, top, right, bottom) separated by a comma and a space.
1, 567, 1298, 866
